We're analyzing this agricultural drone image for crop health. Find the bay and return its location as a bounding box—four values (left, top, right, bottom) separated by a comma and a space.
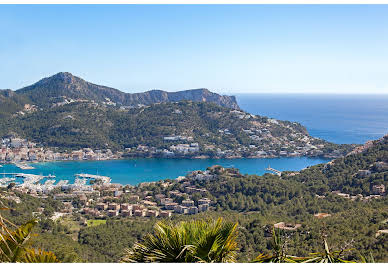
1, 157, 329, 185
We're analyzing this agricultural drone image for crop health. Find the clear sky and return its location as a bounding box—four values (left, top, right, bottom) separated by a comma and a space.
1, 5, 388, 94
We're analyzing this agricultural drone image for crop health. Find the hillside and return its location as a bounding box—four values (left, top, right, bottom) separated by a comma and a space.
285, 133, 388, 196
0, 101, 354, 158
0, 135, 386, 262
0, 90, 30, 118
13, 72, 239, 109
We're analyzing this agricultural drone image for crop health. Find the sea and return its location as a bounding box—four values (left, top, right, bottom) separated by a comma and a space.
1, 94, 388, 185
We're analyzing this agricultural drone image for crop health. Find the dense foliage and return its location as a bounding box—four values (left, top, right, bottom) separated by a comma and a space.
121, 218, 238, 263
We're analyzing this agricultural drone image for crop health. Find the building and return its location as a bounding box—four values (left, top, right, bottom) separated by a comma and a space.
159, 211, 172, 218
108, 203, 120, 211
155, 194, 166, 200
314, 213, 331, 219
189, 206, 198, 214
165, 202, 178, 210
372, 184, 386, 195
198, 198, 211, 205
182, 199, 195, 207
174, 205, 189, 214
274, 222, 302, 231
143, 200, 158, 207
198, 204, 209, 212
121, 210, 132, 217
120, 203, 132, 211
108, 210, 119, 217
134, 209, 146, 217
357, 170, 372, 178
146, 210, 159, 217
96, 202, 108, 210
132, 204, 145, 211
160, 198, 174, 205
129, 195, 140, 202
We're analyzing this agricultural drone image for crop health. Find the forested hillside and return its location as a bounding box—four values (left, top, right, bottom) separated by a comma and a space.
0, 100, 353, 157
0, 135, 386, 262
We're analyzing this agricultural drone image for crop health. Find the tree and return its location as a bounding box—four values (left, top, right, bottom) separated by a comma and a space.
121, 217, 238, 263
0, 215, 59, 263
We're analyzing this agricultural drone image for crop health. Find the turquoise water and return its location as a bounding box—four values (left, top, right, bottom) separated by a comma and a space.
0, 157, 329, 185
5, 93, 385, 185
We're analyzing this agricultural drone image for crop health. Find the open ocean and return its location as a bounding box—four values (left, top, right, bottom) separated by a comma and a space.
236, 93, 388, 144
2, 94, 387, 185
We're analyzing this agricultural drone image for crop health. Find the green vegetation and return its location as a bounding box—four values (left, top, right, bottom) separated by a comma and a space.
0, 216, 59, 263
121, 217, 238, 263
0, 100, 354, 157
0, 126, 386, 263
87, 219, 106, 227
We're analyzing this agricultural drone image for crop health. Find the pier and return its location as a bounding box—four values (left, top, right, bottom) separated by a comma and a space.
265, 165, 282, 176
75, 174, 111, 184
0, 173, 54, 179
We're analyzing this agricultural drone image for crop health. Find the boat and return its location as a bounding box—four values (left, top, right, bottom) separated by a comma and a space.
47, 174, 56, 178
15, 163, 35, 170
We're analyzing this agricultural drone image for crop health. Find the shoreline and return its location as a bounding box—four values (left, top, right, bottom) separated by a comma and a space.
0, 154, 337, 166
0, 156, 332, 187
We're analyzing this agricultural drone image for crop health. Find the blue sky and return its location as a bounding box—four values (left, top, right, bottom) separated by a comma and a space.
1, 5, 388, 94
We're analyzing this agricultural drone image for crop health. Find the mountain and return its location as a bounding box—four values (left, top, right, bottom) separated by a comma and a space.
0, 90, 30, 118
14, 72, 240, 109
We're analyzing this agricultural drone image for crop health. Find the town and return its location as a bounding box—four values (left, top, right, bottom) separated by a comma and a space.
1, 108, 350, 166
2, 168, 214, 222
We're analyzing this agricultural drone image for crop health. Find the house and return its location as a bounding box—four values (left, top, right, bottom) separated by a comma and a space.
160, 198, 174, 205
121, 210, 132, 217
159, 211, 172, 218
143, 200, 158, 207
314, 213, 331, 219
134, 209, 146, 217
108, 203, 120, 211
165, 202, 178, 210
108, 210, 119, 217
189, 206, 198, 215
182, 199, 195, 207
372, 184, 386, 195
120, 203, 132, 211
146, 210, 159, 217
132, 204, 145, 211
198, 204, 209, 212
274, 222, 302, 231
96, 202, 108, 210
155, 194, 166, 200
129, 195, 140, 202
357, 170, 372, 178
198, 198, 211, 205
174, 205, 189, 214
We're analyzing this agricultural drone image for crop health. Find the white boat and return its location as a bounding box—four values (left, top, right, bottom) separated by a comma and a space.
15, 163, 35, 170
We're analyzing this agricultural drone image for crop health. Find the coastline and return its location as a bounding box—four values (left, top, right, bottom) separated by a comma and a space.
1, 153, 337, 166
0, 156, 332, 187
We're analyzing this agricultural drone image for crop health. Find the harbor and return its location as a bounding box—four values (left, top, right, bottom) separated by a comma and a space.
0, 171, 112, 194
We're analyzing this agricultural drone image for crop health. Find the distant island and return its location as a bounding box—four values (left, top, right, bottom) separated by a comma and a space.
0, 72, 356, 164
